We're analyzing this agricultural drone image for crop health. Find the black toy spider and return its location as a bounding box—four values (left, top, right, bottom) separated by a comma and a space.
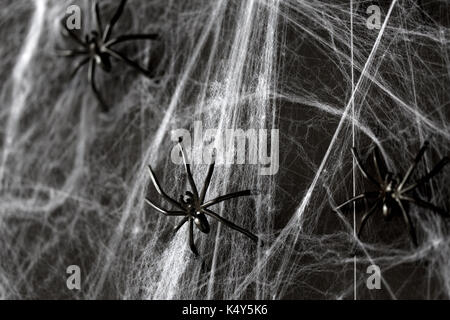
335, 141, 449, 247
58, 0, 158, 112
145, 138, 261, 256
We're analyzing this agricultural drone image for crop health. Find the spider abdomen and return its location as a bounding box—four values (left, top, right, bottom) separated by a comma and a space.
194, 213, 210, 234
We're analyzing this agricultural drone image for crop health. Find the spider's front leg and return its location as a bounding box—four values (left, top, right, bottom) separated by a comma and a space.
201, 190, 257, 209
147, 165, 184, 210
103, 0, 127, 42
60, 20, 85, 46
398, 141, 429, 189
105, 34, 159, 47
396, 199, 418, 247
177, 137, 199, 199
404, 156, 450, 193
199, 161, 215, 204
371, 146, 388, 183
93, 1, 103, 35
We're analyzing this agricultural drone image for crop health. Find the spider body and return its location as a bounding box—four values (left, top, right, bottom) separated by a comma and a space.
145, 138, 261, 256
59, 0, 158, 112
336, 141, 449, 247
84, 31, 111, 70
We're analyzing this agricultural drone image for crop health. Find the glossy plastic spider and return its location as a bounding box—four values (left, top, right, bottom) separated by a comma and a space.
145, 138, 261, 256
335, 141, 449, 247
58, 0, 158, 112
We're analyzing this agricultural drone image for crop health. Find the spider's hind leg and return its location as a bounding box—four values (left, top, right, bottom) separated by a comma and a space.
201, 190, 256, 209
399, 141, 430, 189
199, 161, 215, 204
70, 57, 90, 79
144, 198, 185, 216
60, 20, 84, 46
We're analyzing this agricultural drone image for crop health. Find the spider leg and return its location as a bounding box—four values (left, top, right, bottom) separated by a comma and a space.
396, 199, 418, 247
60, 20, 85, 46
145, 198, 186, 216
147, 165, 184, 210
398, 141, 429, 189
189, 218, 199, 256
201, 190, 256, 209
202, 208, 260, 244
105, 34, 159, 47
176, 137, 199, 199
351, 147, 380, 186
417, 0, 431, 23
70, 57, 90, 78
144, 198, 186, 216
200, 162, 215, 204
57, 49, 88, 57
372, 146, 388, 183
103, 0, 127, 42
335, 192, 379, 211
93, 1, 103, 35
174, 216, 189, 233
88, 60, 109, 112
104, 48, 152, 77
357, 200, 380, 239
403, 156, 450, 193
402, 196, 449, 218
